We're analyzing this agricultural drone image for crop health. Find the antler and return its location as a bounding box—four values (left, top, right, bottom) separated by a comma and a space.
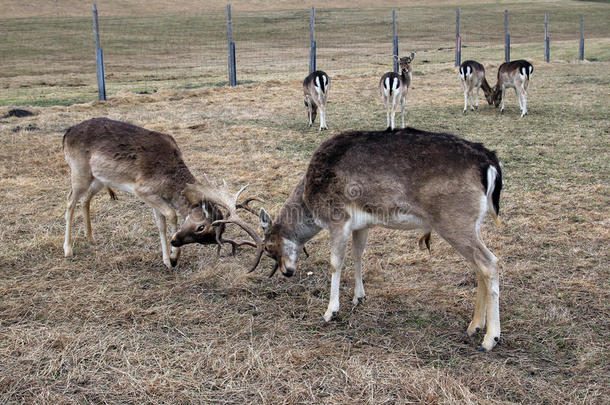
197, 176, 264, 273
236, 196, 264, 217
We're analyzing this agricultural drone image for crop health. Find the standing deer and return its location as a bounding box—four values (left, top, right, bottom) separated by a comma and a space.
492, 59, 533, 117
252, 128, 504, 352
303, 70, 330, 131
62, 118, 257, 268
459, 60, 494, 113
380, 53, 415, 130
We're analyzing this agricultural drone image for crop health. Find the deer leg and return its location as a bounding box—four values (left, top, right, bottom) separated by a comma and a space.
521, 87, 528, 117
81, 180, 103, 244
475, 86, 480, 109
474, 245, 500, 351
319, 104, 327, 131
386, 104, 391, 130
351, 228, 369, 306
323, 227, 350, 321
500, 86, 506, 113
64, 173, 91, 257
467, 272, 488, 336
462, 80, 468, 113
400, 96, 406, 129
152, 209, 172, 268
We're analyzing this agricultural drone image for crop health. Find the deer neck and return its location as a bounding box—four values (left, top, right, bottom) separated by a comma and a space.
169, 165, 198, 217
275, 177, 321, 245
481, 77, 493, 97
401, 68, 412, 87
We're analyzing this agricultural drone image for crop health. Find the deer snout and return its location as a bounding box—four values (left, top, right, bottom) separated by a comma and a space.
282, 267, 295, 277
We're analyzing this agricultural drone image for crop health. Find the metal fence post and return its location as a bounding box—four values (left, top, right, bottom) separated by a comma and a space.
504, 10, 510, 62
579, 15, 585, 61
392, 10, 399, 72
309, 7, 316, 73
544, 12, 550, 62
455, 8, 461, 67
92, 4, 106, 101
226, 4, 236, 86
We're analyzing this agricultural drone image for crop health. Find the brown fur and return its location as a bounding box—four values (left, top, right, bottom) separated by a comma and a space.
459, 60, 494, 111
303, 70, 330, 130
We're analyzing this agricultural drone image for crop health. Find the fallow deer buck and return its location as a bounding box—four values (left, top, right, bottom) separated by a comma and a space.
380, 53, 414, 130
459, 60, 494, 113
253, 128, 504, 352
63, 118, 259, 268
303, 70, 330, 131
492, 59, 533, 117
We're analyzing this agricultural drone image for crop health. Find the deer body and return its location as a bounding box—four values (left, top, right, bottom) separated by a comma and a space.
259, 128, 503, 351
62, 118, 226, 268
379, 54, 414, 130
492, 59, 533, 117
303, 70, 330, 131
459, 60, 494, 112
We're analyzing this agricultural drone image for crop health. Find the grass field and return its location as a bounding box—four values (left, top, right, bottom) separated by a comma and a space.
1, 1, 609, 403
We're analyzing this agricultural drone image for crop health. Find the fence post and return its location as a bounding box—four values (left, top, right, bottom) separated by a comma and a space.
226, 4, 236, 86
309, 7, 316, 73
392, 10, 399, 72
455, 8, 461, 67
544, 12, 550, 62
92, 4, 106, 101
578, 15, 585, 60
504, 10, 510, 62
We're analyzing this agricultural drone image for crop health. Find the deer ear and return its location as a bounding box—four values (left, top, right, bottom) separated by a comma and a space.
259, 208, 272, 232
183, 183, 202, 206
410, 52, 415, 61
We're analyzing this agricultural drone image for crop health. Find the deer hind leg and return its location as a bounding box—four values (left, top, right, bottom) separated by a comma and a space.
64, 170, 92, 257
461, 79, 468, 112
475, 86, 480, 109
435, 219, 500, 351
323, 226, 350, 321
351, 228, 369, 306
81, 179, 103, 244
319, 102, 328, 131
520, 87, 528, 117
500, 86, 506, 113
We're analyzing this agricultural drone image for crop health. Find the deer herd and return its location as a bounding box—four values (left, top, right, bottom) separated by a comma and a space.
62, 56, 533, 352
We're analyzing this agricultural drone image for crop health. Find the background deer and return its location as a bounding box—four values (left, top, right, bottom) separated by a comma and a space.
254, 128, 503, 352
303, 70, 330, 131
62, 118, 254, 268
492, 59, 533, 117
379, 53, 414, 130
459, 60, 494, 113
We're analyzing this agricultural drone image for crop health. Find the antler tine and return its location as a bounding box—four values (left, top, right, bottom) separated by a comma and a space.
213, 213, 264, 273
236, 196, 264, 217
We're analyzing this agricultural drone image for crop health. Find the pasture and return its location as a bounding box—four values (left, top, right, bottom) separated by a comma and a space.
1, 1, 609, 403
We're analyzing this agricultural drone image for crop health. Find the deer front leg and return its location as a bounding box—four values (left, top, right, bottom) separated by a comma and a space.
500, 86, 506, 113
351, 228, 369, 306
475, 86, 480, 109
323, 228, 350, 321
400, 96, 406, 129
152, 209, 172, 268
474, 248, 500, 352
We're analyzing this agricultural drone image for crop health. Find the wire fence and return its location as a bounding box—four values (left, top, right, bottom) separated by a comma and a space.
0, 4, 608, 105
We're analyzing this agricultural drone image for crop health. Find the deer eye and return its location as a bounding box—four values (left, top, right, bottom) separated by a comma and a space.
196, 225, 205, 232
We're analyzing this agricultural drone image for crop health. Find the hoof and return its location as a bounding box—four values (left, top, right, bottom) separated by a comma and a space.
170, 258, 178, 267
352, 296, 366, 306
494, 336, 499, 342
477, 346, 488, 352
322, 311, 337, 322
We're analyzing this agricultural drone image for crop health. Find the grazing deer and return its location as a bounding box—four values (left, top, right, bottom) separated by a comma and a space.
303, 70, 330, 131
253, 128, 504, 352
459, 60, 494, 113
380, 53, 415, 130
492, 59, 533, 117
62, 118, 255, 268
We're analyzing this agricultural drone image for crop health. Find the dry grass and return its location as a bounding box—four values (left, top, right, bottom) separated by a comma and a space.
1, 1, 609, 404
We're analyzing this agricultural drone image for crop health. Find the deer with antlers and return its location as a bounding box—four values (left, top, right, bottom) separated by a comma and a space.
62, 118, 259, 268
380, 53, 415, 130
459, 60, 494, 113
492, 59, 533, 117
252, 128, 504, 352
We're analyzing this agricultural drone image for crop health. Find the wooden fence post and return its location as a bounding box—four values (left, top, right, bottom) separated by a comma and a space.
504, 10, 510, 62
226, 4, 236, 86
310, 7, 316, 73
455, 8, 461, 67
578, 15, 585, 60
544, 12, 550, 62
92, 4, 106, 101
392, 10, 399, 72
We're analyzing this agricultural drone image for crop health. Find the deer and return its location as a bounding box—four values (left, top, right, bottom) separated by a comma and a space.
62, 118, 258, 268
492, 59, 533, 117
303, 70, 330, 131
379, 53, 415, 130
459, 60, 494, 113
250, 127, 504, 352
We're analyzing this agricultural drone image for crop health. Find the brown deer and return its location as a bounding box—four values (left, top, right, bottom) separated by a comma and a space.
303, 70, 330, 131
379, 53, 414, 130
492, 59, 533, 117
253, 128, 504, 352
459, 60, 494, 113
62, 118, 257, 268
